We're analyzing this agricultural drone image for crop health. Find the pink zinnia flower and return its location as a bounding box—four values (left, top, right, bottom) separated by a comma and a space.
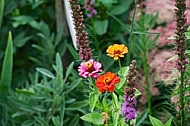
78, 59, 103, 78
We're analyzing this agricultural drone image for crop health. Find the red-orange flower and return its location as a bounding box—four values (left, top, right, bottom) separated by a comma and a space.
96, 72, 120, 93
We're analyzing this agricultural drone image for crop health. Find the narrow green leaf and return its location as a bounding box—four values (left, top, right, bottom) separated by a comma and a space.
55, 53, 63, 74
111, 92, 119, 109
55, 25, 64, 47
135, 109, 149, 126
52, 116, 61, 126
66, 100, 88, 110
35, 84, 54, 92
32, 105, 47, 112
64, 62, 74, 82
80, 113, 103, 125
164, 117, 172, 126
22, 120, 34, 126
36, 68, 55, 79
149, 115, 163, 126
69, 114, 79, 126
60, 96, 65, 126
53, 94, 61, 106
66, 78, 82, 93
66, 43, 79, 60
0, 31, 13, 98
0, 0, 5, 29
34, 117, 49, 126
112, 111, 119, 126
12, 112, 25, 118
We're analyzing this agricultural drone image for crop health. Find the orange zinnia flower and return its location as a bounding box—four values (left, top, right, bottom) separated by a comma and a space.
106, 44, 128, 60
96, 72, 120, 93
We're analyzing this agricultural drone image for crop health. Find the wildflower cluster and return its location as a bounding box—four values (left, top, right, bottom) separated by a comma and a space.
84, 0, 97, 18
122, 60, 138, 124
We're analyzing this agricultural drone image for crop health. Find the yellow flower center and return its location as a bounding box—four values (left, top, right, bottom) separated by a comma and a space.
85, 61, 93, 68
104, 77, 111, 85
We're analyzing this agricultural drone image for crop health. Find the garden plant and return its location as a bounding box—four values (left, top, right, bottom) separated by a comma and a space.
0, 0, 189, 126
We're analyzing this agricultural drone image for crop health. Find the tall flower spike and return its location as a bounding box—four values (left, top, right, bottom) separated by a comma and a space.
174, 0, 188, 72
122, 60, 138, 124
69, 0, 93, 61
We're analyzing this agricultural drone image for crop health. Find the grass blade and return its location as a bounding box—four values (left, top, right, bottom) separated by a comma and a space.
0, 31, 13, 98
0, 0, 5, 29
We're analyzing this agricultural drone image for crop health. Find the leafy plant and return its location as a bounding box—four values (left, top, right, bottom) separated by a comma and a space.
3, 53, 87, 126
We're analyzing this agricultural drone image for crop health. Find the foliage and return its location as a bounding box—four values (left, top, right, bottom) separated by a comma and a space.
1, 54, 88, 126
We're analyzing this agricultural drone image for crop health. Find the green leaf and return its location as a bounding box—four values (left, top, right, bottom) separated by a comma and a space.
116, 76, 126, 89
52, 116, 61, 126
32, 105, 47, 112
66, 100, 88, 110
185, 32, 190, 39
135, 109, 148, 126
12, 112, 25, 118
107, 11, 130, 32
22, 120, 34, 126
55, 25, 64, 47
55, 53, 63, 74
80, 113, 104, 125
60, 96, 65, 125
34, 117, 49, 126
64, 62, 74, 82
111, 92, 119, 109
16, 88, 35, 95
0, 31, 13, 99
149, 115, 163, 126
66, 78, 82, 93
94, 20, 108, 35
14, 33, 32, 47
118, 66, 129, 76
164, 117, 172, 126
112, 111, 119, 126
53, 94, 61, 106
69, 114, 79, 126
36, 68, 55, 79
110, 0, 133, 15
66, 43, 79, 60
0, 0, 5, 29
35, 84, 54, 92
89, 92, 99, 112
134, 88, 142, 97
12, 15, 34, 28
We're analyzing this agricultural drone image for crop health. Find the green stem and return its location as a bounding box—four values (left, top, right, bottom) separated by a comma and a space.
143, 53, 152, 115
118, 59, 122, 70
179, 71, 185, 126
91, 18, 99, 52
111, 93, 122, 126
141, 13, 152, 115
127, 0, 137, 64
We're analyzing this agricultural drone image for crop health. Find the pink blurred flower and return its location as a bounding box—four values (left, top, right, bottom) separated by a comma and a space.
78, 59, 103, 78
151, 22, 176, 47
146, 0, 175, 24
149, 50, 177, 85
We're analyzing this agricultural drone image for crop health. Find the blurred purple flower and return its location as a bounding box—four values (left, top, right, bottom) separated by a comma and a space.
84, 0, 97, 18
